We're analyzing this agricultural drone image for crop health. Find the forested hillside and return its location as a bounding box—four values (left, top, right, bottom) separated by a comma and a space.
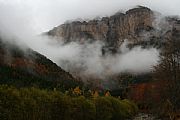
0, 39, 83, 91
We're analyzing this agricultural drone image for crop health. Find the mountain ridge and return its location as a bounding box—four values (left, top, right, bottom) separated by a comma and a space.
0, 38, 83, 91
47, 6, 153, 49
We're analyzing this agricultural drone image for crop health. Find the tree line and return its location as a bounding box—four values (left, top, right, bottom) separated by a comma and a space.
0, 85, 138, 120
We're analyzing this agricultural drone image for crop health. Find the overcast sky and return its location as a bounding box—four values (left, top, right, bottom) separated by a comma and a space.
0, 0, 180, 34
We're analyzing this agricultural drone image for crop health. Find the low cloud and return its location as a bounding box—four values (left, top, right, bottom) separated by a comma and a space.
49, 40, 159, 79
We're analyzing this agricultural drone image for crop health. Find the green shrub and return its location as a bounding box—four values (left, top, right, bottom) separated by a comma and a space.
95, 97, 113, 120
71, 96, 96, 120
122, 99, 138, 115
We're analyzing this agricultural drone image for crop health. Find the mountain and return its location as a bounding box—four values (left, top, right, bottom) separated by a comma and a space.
47, 6, 152, 42
47, 6, 180, 51
47, 6, 154, 51
0, 38, 83, 91
46, 6, 180, 103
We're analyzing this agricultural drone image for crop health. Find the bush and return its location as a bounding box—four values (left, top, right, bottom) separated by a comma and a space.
95, 97, 113, 120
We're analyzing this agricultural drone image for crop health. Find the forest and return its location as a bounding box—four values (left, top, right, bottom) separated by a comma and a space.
0, 85, 138, 120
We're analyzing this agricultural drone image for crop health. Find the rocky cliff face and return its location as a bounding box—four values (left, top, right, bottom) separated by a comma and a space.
47, 6, 180, 49
47, 7, 153, 49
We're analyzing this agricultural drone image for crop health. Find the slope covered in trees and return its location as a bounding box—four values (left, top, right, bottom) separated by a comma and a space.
0, 38, 139, 120
0, 38, 83, 91
0, 85, 138, 120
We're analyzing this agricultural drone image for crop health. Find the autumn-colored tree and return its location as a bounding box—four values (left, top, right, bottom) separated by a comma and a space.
105, 91, 111, 97
92, 90, 99, 98
73, 86, 82, 96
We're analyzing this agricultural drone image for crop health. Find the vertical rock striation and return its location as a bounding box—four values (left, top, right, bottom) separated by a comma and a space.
47, 6, 153, 48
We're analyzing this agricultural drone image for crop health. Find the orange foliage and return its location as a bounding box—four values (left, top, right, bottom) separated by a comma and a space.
73, 86, 82, 95
105, 91, 111, 97
92, 90, 99, 98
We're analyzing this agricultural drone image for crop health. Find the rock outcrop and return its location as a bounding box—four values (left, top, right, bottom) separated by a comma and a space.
47, 6, 180, 50
47, 6, 153, 49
